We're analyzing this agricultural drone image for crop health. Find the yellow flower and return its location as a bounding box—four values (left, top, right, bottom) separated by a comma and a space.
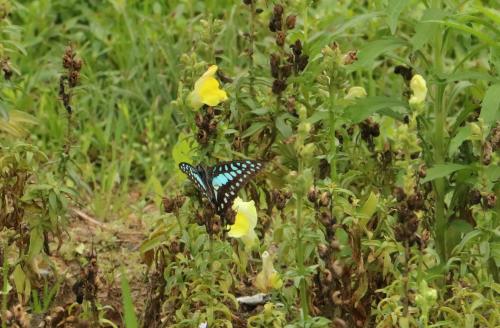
255, 251, 283, 293
227, 197, 258, 249
409, 74, 427, 106
188, 65, 228, 110
344, 86, 367, 100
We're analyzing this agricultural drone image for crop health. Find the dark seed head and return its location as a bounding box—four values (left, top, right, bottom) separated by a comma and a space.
307, 186, 318, 203
273, 4, 284, 16
483, 193, 497, 209
272, 79, 287, 94
276, 31, 286, 47
270, 53, 281, 79
286, 15, 296, 29
468, 189, 481, 205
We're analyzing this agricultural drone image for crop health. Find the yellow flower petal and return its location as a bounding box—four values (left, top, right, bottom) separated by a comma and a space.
188, 65, 228, 110
227, 211, 251, 238
255, 251, 282, 292
227, 197, 258, 249
409, 74, 427, 106
198, 77, 228, 106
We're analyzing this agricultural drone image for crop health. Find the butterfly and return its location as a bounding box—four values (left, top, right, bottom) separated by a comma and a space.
179, 160, 264, 216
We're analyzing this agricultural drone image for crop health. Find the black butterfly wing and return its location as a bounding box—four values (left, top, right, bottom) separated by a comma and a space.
207, 160, 264, 215
179, 162, 210, 196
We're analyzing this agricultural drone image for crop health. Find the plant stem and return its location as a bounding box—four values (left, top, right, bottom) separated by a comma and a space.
402, 241, 410, 318
431, 0, 447, 262
296, 157, 309, 321
329, 82, 337, 181
248, 1, 256, 97
1, 251, 7, 328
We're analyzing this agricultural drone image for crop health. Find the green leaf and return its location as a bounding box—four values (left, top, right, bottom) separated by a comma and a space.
360, 192, 379, 219
411, 9, 446, 50
480, 83, 500, 126
120, 269, 139, 328
446, 220, 474, 258
448, 125, 471, 156
275, 114, 293, 138
426, 19, 498, 47
172, 132, 196, 167
350, 38, 407, 69
27, 227, 44, 260
12, 265, 30, 302
387, 0, 409, 34
242, 122, 266, 138
343, 96, 408, 123
421, 164, 470, 183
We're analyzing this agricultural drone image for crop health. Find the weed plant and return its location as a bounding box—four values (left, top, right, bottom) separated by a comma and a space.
0, 0, 498, 327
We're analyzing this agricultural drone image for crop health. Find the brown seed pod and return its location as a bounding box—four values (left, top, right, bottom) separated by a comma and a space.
281, 63, 292, 78
482, 141, 492, 165
407, 192, 424, 211
297, 55, 309, 71
273, 4, 284, 16
483, 193, 497, 209
393, 187, 406, 202
342, 50, 358, 65
276, 31, 286, 47
331, 290, 343, 305
418, 164, 427, 178
286, 15, 296, 29
320, 211, 332, 226
196, 129, 208, 145
207, 119, 218, 134
323, 268, 333, 283
320, 191, 331, 207
272, 79, 287, 94
163, 197, 175, 213
468, 189, 482, 205
290, 40, 302, 56
318, 244, 328, 257
307, 186, 318, 203
195, 112, 204, 128
331, 259, 344, 277
332, 318, 347, 328
270, 53, 281, 79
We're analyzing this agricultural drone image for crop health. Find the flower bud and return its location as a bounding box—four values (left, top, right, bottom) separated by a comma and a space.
298, 122, 311, 134
409, 74, 427, 106
344, 86, 367, 100
470, 122, 482, 138
300, 143, 315, 157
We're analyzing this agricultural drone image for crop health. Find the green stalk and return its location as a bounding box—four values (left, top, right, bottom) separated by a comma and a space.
329, 82, 337, 181
1, 254, 7, 328
248, 1, 256, 97
431, 0, 447, 262
296, 157, 309, 321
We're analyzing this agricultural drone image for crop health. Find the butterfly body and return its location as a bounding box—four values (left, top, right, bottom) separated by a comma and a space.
179, 160, 264, 216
